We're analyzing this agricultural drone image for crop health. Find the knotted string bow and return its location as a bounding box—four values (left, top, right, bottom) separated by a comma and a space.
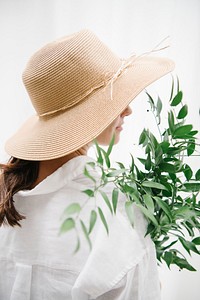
109, 36, 170, 100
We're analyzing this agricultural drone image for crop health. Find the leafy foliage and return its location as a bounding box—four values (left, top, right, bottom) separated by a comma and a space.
60, 77, 200, 271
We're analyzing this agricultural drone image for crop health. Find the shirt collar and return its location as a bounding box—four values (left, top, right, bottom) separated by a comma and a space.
16, 155, 95, 197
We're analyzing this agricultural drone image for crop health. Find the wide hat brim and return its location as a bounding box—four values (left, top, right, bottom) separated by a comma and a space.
5, 56, 174, 160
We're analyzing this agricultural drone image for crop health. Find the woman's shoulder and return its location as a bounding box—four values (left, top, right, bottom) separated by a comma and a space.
71, 155, 102, 185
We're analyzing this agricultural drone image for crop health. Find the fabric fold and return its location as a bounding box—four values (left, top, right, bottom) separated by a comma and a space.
10, 263, 32, 300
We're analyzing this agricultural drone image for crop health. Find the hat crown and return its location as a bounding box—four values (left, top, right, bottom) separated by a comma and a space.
22, 29, 121, 116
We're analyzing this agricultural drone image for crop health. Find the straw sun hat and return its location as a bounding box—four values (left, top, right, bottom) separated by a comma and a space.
5, 29, 174, 161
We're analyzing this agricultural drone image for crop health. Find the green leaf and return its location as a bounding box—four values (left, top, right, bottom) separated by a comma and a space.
88, 210, 97, 234
181, 182, 200, 192
145, 144, 151, 155
188, 130, 198, 137
146, 91, 155, 111
171, 91, 183, 106
155, 146, 163, 165
98, 206, 109, 234
159, 163, 176, 173
169, 75, 175, 101
112, 188, 119, 214
160, 141, 170, 153
106, 169, 126, 177
86, 162, 96, 168
123, 184, 139, 199
176, 75, 180, 93
80, 220, 92, 250
177, 104, 188, 119
136, 203, 159, 226
175, 206, 195, 219
179, 236, 199, 255
183, 221, 195, 236
94, 140, 104, 165
154, 197, 173, 221
143, 194, 154, 214
117, 161, 125, 169
161, 183, 172, 197
139, 129, 147, 145
160, 214, 170, 226
168, 111, 175, 134
60, 218, 75, 235
187, 140, 195, 156
162, 240, 178, 251
63, 203, 81, 216
107, 134, 115, 156
137, 158, 146, 166
121, 183, 134, 195
163, 129, 169, 142
183, 164, 193, 181
135, 165, 145, 181
174, 160, 184, 173
83, 189, 95, 197
163, 251, 173, 268
195, 169, 200, 180
84, 166, 96, 183
156, 96, 162, 116
146, 222, 155, 236
125, 201, 135, 226
173, 256, 196, 271
101, 148, 111, 168
167, 146, 183, 155
192, 237, 200, 245
173, 125, 193, 137
100, 168, 108, 184
174, 134, 195, 140
99, 190, 113, 214
149, 132, 158, 149
145, 152, 151, 171
142, 181, 167, 190
129, 154, 135, 173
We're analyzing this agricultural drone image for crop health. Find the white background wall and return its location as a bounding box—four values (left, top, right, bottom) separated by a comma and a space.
0, 0, 199, 299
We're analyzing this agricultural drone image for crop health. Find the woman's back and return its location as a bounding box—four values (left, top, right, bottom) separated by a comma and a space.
0, 156, 161, 299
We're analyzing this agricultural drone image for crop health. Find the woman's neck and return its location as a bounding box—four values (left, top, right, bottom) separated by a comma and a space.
31, 144, 90, 188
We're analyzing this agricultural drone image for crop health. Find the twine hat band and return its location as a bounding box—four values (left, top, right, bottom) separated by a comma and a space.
5, 29, 175, 160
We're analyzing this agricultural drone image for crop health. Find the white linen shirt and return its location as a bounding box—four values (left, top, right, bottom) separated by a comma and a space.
0, 155, 161, 300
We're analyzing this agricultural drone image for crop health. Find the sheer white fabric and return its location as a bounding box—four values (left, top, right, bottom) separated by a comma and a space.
0, 156, 161, 299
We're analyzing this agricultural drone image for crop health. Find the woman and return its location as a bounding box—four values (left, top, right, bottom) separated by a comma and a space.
0, 29, 174, 299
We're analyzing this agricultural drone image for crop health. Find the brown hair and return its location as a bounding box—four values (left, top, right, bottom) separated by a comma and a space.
0, 157, 39, 227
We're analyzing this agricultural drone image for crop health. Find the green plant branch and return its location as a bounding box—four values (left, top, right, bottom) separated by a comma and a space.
60, 76, 200, 271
